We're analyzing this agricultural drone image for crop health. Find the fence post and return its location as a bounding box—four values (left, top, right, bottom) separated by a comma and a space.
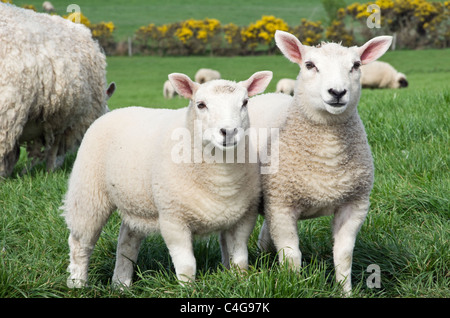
392, 33, 397, 50
128, 36, 133, 57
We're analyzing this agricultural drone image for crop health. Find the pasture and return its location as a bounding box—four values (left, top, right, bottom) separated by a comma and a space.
1, 49, 449, 298
1, 0, 449, 299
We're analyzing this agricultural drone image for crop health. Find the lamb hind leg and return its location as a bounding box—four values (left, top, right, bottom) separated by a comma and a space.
112, 221, 147, 288
219, 210, 258, 270
332, 200, 369, 295
64, 185, 114, 288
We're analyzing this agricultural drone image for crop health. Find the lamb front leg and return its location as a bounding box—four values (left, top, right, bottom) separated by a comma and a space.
332, 199, 369, 295
160, 218, 196, 284
266, 206, 301, 270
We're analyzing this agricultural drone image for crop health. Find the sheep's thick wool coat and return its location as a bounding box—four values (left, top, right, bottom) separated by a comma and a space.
0, 3, 108, 177
262, 100, 374, 216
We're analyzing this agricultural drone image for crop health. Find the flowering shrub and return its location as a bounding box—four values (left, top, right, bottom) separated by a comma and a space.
135, 16, 291, 56
241, 16, 289, 53
175, 18, 222, 54
10, 1, 447, 56
345, 0, 450, 48
291, 19, 324, 46
63, 12, 116, 54
325, 19, 354, 46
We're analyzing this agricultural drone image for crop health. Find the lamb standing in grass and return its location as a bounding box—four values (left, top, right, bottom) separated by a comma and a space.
195, 68, 221, 84
276, 78, 296, 96
0, 3, 112, 178
62, 71, 273, 288
361, 60, 408, 89
255, 30, 392, 294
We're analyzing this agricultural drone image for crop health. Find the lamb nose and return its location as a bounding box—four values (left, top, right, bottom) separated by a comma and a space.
328, 89, 347, 99
220, 128, 237, 137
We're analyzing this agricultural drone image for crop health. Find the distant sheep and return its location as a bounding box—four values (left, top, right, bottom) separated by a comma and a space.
42, 1, 55, 13
62, 71, 273, 288
163, 80, 178, 99
251, 30, 392, 294
275, 78, 296, 96
194, 68, 221, 84
0, 3, 112, 178
361, 61, 408, 89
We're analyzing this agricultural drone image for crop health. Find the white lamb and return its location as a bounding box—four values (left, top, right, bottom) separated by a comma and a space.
195, 68, 221, 84
253, 30, 392, 294
163, 80, 178, 99
275, 78, 296, 96
0, 3, 112, 178
361, 60, 408, 89
62, 71, 273, 288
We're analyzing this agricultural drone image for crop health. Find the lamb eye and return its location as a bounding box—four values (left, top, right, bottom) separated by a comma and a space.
197, 102, 207, 109
352, 61, 361, 71
242, 99, 248, 108
305, 61, 316, 70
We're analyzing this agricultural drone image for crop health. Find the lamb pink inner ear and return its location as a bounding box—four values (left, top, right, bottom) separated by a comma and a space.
168, 74, 198, 99
275, 31, 304, 65
240, 71, 273, 97
359, 36, 393, 65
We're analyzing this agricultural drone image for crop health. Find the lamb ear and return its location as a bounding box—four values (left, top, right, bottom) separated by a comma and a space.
168, 73, 199, 99
274, 30, 307, 65
106, 82, 116, 100
358, 36, 393, 65
239, 71, 273, 97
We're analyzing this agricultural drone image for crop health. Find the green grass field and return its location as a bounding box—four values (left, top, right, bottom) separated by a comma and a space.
1, 0, 449, 299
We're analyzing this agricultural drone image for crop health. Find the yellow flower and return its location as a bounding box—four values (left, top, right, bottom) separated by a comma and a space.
158, 24, 169, 36
175, 26, 193, 44
197, 29, 208, 41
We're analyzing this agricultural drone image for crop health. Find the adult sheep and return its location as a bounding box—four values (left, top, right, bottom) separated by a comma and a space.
361, 60, 408, 89
62, 71, 273, 288
0, 3, 112, 178
251, 30, 392, 294
195, 68, 221, 84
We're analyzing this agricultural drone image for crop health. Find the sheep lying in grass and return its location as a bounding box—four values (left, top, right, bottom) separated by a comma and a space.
276, 78, 296, 96
42, 1, 55, 13
163, 80, 178, 99
0, 3, 112, 178
361, 61, 408, 89
255, 30, 392, 294
62, 71, 273, 288
195, 68, 221, 84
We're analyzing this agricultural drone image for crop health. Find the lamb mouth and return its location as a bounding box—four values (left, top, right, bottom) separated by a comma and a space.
326, 101, 346, 107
